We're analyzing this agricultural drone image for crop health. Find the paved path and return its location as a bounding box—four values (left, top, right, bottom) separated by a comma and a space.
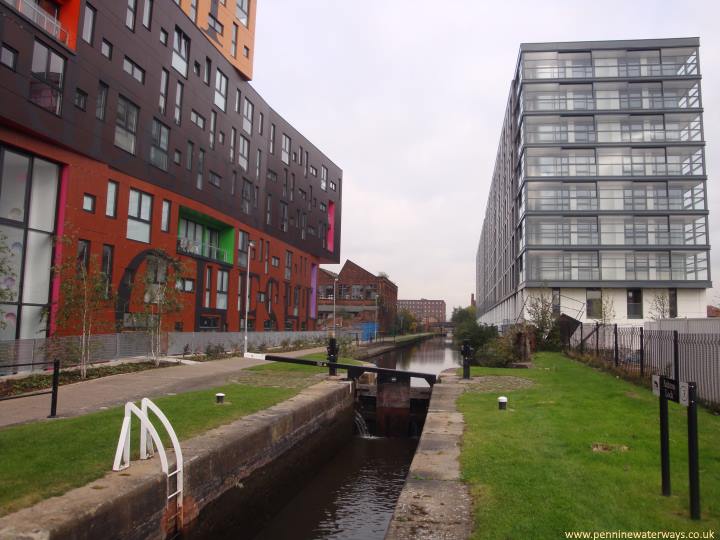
0, 348, 326, 428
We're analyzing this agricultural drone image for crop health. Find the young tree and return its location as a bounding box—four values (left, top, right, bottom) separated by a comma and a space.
526, 289, 555, 340
135, 253, 184, 365
54, 235, 115, 378
649, 290, 670, 320
600, 290, 616, 326
0, 233, 17, 331
395, 308, 417, 335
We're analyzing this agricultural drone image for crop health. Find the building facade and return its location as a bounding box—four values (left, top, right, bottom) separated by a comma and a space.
477, 38, 710, 327
397, 299, 446, 326
317, 260, 397, 333
0, 0, 342, 339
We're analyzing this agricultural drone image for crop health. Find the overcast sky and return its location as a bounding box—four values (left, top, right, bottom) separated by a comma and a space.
251, 0, 720, 317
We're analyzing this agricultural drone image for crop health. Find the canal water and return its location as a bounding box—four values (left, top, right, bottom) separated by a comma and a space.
204, 336, 458, 539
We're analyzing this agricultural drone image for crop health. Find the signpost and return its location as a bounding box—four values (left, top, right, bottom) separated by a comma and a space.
654, 332, 701, 520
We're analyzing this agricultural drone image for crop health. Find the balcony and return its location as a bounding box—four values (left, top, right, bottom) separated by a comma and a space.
3, 0, 69, 45
177, 237, 231, 264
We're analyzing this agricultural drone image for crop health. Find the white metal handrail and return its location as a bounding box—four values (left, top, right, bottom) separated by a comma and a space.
113, 398, 183, 530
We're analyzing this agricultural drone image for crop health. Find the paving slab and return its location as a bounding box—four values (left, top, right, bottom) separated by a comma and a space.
0, 347, 326, 428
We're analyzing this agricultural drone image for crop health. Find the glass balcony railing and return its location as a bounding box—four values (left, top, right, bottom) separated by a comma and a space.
524, 157, 704, 178
522, 57, 698, 81
523, 126, 702, 145
3, 0, 69, 45
177, 237, 230, 263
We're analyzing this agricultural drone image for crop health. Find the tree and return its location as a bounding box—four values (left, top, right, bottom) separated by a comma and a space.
649, 290, 670, 320
0, 233, 17, 331
600, 290, 616, 326
54, 235, 115, 378
395, 308, 417, 335
452, 305, 497, 353
526, 290, 555, 340
134, 253, 184, 365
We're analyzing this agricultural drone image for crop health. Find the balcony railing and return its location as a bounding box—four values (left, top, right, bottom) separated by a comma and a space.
523, 126, 702, 145
3, 0, 69, 45
177, 237, 231, 263
522, 93, 701, 113
522, 57, 698, 81
525, 159, 704, 178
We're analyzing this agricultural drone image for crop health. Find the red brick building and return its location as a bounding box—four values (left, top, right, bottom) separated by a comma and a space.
317, 260, 397, 333
397, 299, 446, 327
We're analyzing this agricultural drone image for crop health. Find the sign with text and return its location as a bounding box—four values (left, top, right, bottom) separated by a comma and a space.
652, 375, 661, 397
679, 382, 690, 407
661, 377, 680, 403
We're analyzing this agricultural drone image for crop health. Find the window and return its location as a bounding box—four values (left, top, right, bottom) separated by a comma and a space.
174, 81, 183, 125
1, 44, 17, 70
74, 88, 87, 110
101, 39, 112, 59
330, 180, 337, 191
669, 288, 677, 318
191, 110, 205, 129
114, 96, 139, 154
189, 0, 197, 22
196, 149, 204, 188
106, 181, 118, 217
238, 230, 249, 267
214, 69, 228, 111
231, 23, 238, 57
217, 270, 228, 309
236, 0, 250, 25
30, 41, 65, 115
82, 4, 96, 44
229, 127, 237, 161
204, 267, 211, 307
265, 194, 272, 225
160, 200, 171, 231
203, 57, 211, 85
255, 148, 261, 179
186, 140, 193, 170
209, 171, 221, 187
150, 119, 169, 170
279, 202, 288, 232
160, 28, 168, 45
238, 135, 249, 171
243, 46, 249, 58
101, 244, 113, 298
77, 239, 90, 270
176, 278, 194, 292
320, 165, 328, 190
319, 202, 326, 212
627, 289, 643, 319
123, 57, 145, 84
127, 188, 152, 243
267, 169, 277, 183
241, 179, 252, 214
142, 0, 153, 29
310, 165, 317, 177
96, 81, 108, 120
243, 98, 253, 134
284, 251, 292, 280
172, 27, 190, 77
158, 69, 169, 114
193, 61, 200, 76
173, 149, 181, 165
269, 123, 275, 154
207, 13, 223, 34
281, 134, 290, 164
83, 194, 95, 212
126, 0, 137, 30
271, 256, 279, 268
209, 110, 216, 149
586, 288, 601, 319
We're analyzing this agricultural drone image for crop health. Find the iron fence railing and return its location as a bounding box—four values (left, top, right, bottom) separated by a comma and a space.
566, 322, 720, 408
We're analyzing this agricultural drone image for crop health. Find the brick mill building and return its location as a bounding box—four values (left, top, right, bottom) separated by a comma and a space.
397, 299, 447, 326
0, 0, 342, 339
317, 260, 397, 333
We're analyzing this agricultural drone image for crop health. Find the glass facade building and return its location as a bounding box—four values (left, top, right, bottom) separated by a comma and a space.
476, 38, 710, 326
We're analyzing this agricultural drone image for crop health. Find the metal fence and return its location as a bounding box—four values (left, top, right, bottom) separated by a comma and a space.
567, 322, 720, 408
166, 330, 336, 356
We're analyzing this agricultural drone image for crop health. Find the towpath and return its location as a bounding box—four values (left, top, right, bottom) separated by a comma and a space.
0, 347, 326, 428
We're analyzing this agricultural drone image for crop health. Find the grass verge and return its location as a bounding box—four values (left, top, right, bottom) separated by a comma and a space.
0, 383, 296, 517
459, 351, 720, 538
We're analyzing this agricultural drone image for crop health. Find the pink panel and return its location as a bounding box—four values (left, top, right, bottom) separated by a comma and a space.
327, 201, 335, 253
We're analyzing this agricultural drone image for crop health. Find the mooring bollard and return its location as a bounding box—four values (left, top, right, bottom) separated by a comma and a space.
215, 393, 225, 404
327, 337, 338, 376
461, 340, 473, 380
498, 396, 508, 410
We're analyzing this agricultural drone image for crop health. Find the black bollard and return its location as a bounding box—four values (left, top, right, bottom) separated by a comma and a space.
327, 337, 338, 376
48, 358, 60, 418
461, 340, 473, 379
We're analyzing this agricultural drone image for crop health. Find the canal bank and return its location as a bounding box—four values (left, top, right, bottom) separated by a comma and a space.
352, 333, 437, 361
0, 379, 355, 540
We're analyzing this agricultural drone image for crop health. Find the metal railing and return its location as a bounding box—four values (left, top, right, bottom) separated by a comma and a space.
566, 322, 720, 408
176, 237, 231, 263
3, 0, 69, 45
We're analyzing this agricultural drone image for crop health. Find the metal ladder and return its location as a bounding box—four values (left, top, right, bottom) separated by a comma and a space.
113, 398, 184, 536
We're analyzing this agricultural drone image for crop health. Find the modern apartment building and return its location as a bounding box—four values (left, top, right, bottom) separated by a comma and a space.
317, 260, 398, 333
0, 0, 342, 339
476, 38, 710, 327
397, 299, 446, 326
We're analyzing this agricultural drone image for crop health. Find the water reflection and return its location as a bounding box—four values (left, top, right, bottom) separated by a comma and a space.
252, 437, 417, 540
376, 337, 461, 386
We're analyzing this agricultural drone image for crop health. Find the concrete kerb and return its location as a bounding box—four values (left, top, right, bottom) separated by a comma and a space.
385, 370, 473, 540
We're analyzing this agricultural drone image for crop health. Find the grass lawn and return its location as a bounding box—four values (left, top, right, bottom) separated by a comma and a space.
459, 351, 720, 538
0, 383, 296, 517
